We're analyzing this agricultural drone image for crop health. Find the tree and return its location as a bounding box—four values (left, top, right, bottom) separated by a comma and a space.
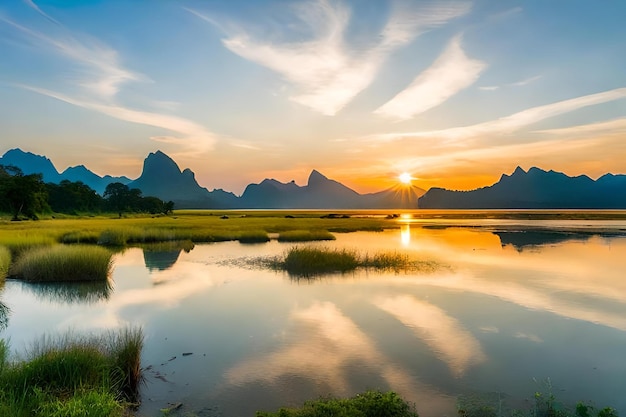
104, 182, 133, 217
0, 165, 48, 220
47, 180, 104, 214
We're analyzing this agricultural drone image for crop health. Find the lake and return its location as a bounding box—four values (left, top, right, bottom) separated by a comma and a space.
2, 217, 626, 416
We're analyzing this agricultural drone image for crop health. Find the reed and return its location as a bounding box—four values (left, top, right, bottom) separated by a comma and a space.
12, 245, 113, 282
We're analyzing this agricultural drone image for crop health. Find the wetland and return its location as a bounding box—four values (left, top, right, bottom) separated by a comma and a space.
1, 210, 625, 416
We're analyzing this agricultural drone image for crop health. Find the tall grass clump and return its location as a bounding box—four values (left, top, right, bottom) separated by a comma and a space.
0, 327, 143, 416
278, 230, 336, 242
12, 245, 113, 282
256, 390, 419, 417
238, 230, 270, 244
0, 234, 56, 258
59, 230, 99, 244
0, 246, 10, 279
107, 326, 144, 402
361, 251, 412, 271
280, 246, 359, 276
97, 229, 128, 246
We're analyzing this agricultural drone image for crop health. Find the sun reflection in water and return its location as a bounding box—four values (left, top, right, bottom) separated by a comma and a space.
400, 224, 411, 246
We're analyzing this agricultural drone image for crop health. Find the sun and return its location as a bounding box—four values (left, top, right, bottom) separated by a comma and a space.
398, 172, 412, 184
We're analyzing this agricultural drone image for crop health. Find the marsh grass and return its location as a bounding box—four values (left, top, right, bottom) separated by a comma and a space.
0, 234, 56, 257
60, 230, 99, 244
0, 327, 143, 416
278, 247, 360, 276
269, 246, 435, 277
12, 245, 113, 282
256, 390, 419, 417
278, 229, 336, 242
238, 230, 270, 244
0, 246, 10, 279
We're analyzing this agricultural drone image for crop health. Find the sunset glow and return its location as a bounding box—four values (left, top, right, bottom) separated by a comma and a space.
0, 1, 625, 194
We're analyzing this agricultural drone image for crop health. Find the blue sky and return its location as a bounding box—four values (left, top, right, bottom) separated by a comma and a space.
1, 0, 625, 194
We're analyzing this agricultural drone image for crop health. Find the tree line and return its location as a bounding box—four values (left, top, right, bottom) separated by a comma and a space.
0, 165, 173, 220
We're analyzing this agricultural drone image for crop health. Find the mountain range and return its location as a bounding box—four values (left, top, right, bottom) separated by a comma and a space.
3, 148, 626, 209
418, 166, 626, 209
0, 148, 425, 209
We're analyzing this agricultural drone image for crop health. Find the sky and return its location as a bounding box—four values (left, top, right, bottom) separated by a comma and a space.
1, 0, 625, 195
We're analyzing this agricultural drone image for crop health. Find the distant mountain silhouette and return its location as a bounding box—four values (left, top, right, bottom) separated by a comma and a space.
239, 170, 425, 208
418, 166, 626, 209
128, 151, 239, 209
0, 148, 130, 194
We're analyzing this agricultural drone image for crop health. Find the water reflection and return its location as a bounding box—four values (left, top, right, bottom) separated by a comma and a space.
141, 240, 195, 271
400, 224, 411, 246
18, 280, 113, 305
225, 301, 453, 413
494, 230, 591, 250
374, 295, 486, 377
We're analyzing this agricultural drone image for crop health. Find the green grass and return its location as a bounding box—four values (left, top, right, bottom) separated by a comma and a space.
11, 245, 113, 282
0, 327, 143, 416
279, 246, 360, 276
60, 230, 100, 244
278, 229, 336, 242
238, 230, 271, 243
0, 234, 56, 258
269, 246, 426, 276
0, 245, 10, 279
256, 390, 419, 417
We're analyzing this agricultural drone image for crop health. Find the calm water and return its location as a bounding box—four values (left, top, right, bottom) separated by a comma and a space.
2, 221, 626, 416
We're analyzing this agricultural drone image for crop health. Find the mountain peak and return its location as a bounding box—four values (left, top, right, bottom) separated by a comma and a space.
307, 169, 328, 186
512, 166, 526, 176
143, 150, 181, 176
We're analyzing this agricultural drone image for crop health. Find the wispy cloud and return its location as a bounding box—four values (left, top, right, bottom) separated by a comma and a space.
21, 86, 218, 154
535, 117, 626, 136
23, 0, 60, 25
479, 74, 541, 91
374, 34, 485, 120
2, 4, 220, 154
191, 0, 471, 115
371, 87, 626, 142
0, 14, 142, 99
